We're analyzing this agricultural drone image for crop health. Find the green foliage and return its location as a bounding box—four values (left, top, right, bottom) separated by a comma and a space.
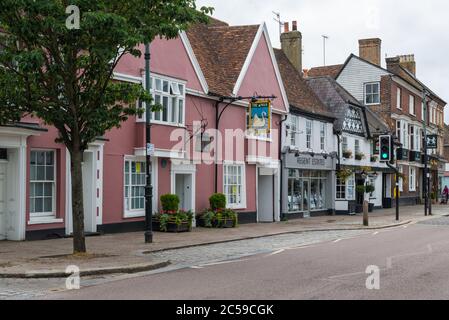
156, 210, 193, 232
197, 208, 238, 228
0, 0, 213, 148
356, 185, 366, 194
160, 194, 180, 213
365, 184, 375, 194
209, 193, 226, 211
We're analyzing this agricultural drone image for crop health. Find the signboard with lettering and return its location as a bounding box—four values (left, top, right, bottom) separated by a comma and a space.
427, 135, 438, 149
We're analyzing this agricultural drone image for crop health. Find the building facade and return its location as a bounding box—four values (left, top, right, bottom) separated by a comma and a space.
0, 18, 290, 240
309, 38, 447, 206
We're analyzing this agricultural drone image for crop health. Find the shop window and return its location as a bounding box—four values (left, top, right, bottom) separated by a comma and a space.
336, 178, 346, 200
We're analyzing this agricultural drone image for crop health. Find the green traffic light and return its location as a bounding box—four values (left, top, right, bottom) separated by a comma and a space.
382, 153, 388, 159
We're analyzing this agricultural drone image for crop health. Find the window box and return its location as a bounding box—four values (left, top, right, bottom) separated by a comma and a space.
370, 156, 378, 163
343, 150, 353, 159
355, 153, 365, 161
396, 148, 409, 161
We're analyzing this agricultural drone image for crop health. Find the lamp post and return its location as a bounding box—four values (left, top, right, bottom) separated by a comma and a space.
144, 43, 153, 243
422, 89, 429, 217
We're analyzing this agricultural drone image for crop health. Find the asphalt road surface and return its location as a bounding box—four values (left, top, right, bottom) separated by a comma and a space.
42, 219, 449, 300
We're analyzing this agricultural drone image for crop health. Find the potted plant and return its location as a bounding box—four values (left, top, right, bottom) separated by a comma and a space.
343, 150, 353, 159
152, 194, 193, 233
355, 152, 365, 161
197, 193, 238, 228
365, 184, 376, 212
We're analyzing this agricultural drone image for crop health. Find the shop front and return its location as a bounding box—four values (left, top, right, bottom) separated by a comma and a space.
282, 153, 336, 219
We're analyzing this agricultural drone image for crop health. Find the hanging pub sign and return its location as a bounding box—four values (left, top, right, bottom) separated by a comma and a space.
249, 100, 271, 135
426, 135, 438, 149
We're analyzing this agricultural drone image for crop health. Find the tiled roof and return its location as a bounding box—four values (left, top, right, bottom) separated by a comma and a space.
306, 76, 355, 132
307, 64, 343, 78
186, 20, 259, 96
274, 49, 333, 119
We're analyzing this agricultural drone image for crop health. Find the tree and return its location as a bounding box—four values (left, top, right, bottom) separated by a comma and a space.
0, 0, 212, 253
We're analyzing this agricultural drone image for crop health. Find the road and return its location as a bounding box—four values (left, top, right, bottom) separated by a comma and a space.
38, 217, 449, 300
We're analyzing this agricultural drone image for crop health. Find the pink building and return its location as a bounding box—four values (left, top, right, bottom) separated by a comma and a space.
0, 18, 289, 240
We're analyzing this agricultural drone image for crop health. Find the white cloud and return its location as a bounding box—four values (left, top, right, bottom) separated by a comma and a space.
197, 0, 449, 123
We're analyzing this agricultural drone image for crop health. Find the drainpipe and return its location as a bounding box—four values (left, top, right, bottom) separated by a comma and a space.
335, 129, 342, 172
279, 114, 288, 221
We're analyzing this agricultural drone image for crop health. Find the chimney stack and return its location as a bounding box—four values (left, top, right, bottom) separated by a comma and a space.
398, 54, 416, 75
359, 38, 382, 66
386, 56, 400, 72
281, 20, 302, 73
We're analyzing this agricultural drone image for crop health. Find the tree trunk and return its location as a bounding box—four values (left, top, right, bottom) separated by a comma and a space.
70, 147, 86, 254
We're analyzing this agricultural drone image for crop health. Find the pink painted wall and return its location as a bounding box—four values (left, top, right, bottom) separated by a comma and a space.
237, 34, 287, 113
26, 124, 67, 231
115, 37, 204, 93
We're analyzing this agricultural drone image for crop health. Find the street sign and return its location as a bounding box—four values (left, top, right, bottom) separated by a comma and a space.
426, 135, 438, 149
146, 143, 155, 156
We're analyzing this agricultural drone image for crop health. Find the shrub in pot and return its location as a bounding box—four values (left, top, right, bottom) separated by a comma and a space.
197, 193, 238, 228
209, 193, 226, 211
153, 194, 192, 233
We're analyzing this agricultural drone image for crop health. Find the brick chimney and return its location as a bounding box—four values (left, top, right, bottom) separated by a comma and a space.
386, 56, 400, 72
398, 54, 416, 75
359, 38, 382, 66
281, 21, 302, 73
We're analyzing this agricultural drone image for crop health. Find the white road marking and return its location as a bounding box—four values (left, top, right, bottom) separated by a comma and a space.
373, 232, 379, 235
266, 249, 285, 257
333, 239, 342, 243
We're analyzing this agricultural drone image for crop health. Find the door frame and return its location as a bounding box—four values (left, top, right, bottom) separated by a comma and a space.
170, 163, 196, 221
256, 164, 280, 223
65, 142, 104, 234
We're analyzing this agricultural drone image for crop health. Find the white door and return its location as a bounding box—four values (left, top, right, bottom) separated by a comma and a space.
258, 169, 274, 222
82, 152, 96, 233
0, 162, 6, 240
175, 174, 193, 211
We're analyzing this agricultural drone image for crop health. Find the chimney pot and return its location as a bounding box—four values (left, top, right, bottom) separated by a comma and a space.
284, 22, 289, 33
292, 21, 298, 31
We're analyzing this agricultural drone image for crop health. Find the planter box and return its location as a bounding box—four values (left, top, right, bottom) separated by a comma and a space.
355, 154, 364, 161
355, 204, 364, 214
152, 219, 191, 233
197, 218, 236, 229
368, 203, 374, 212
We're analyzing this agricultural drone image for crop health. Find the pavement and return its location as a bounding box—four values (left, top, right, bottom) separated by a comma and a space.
44, 214, 449, 300
0, 205, 446, 278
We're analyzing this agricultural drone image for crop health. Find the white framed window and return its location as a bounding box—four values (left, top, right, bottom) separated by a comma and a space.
124, 158, 147, 217
397, 87, 402, 109
414, 126, 421, 151
409, 124, 414, 151
342, 136, 348, 152
138, 75, 186, 126
347, 175, 355, 200
403, 121, 409, 149
409, 167, 416, 192
336, 178, 346, 200
354, 139, 360, 155
30, 150, 56, 218
364, 82, 380, 105
409, 95, 415, 115
288, 115, 299, 147
223, 163, 246, 209
306, 120, 312, 149
320, 122, 326, 151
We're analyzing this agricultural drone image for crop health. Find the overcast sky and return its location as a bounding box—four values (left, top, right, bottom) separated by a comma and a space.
197, 0, 449, 123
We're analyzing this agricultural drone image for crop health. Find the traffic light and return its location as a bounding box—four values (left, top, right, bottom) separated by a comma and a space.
379, 135, 392, 162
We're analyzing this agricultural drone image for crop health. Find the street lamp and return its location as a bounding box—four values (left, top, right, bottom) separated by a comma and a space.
422, 89, 430, 216
144, 43, 153, 243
